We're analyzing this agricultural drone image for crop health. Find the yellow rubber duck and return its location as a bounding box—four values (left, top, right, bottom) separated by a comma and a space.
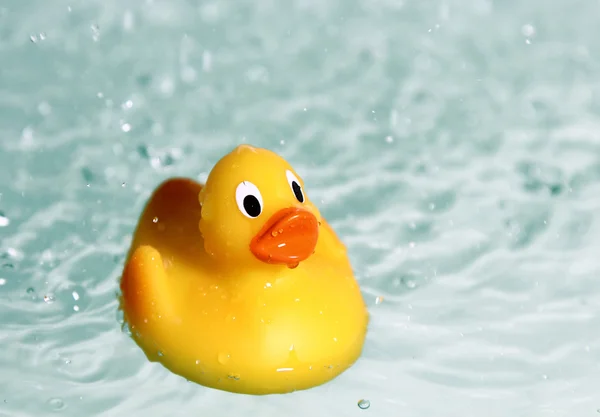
119, 144, 369, 395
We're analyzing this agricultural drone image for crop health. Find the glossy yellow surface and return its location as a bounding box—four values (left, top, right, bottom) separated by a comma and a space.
119, 144, 369, 395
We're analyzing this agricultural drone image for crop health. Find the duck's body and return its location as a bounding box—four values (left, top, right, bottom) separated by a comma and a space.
120, 145, 368, 395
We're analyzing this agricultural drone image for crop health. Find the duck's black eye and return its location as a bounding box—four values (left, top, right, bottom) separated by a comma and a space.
235, 181, 263, 218
286, 170, 305, 203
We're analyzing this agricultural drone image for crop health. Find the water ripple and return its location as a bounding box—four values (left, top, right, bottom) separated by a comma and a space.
2, 0, 600, 415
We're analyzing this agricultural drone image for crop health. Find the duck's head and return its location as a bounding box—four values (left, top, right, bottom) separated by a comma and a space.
198, 145, 322, 268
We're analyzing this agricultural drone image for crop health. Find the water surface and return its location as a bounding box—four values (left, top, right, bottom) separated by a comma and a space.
1, 0, 600, 416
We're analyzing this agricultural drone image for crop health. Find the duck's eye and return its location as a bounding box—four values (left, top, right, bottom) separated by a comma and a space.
286, 170, 305, 203
235, 181, 263, 218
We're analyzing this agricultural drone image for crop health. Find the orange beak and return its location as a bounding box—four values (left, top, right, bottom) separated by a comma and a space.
250, 207, 319, 268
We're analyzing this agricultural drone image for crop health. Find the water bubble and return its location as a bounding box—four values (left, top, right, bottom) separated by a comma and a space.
47, 397, 65, 411
26, 287, 35, 294
403, 279, 417, 289
0, 212, 9, 227
357, 399, 370, 409
43, 295, 55, 304
121, 321, 131, 335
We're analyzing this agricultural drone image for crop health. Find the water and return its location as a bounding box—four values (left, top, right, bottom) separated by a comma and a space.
1, 0, 600, 415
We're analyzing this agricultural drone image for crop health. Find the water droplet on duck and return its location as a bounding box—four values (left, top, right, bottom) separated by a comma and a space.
218, 352, 230, 364
227, 373, 240, 381
271, 230, 278, 237
152, 217, 159, 223
288, 262, 299, 269
357, 399, 370, 409
157, 350, 164, 357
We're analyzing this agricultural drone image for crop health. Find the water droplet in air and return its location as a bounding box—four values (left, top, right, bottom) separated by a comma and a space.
122, 100, 133, 110
218, 352, 230, 364
0, 278, 6, 286
121, 122, 132, 132
0, 212, 9, 227
73, 305, 79, 312
43, 295, 54, 304
521, 24, 535, 37
47, 397, 65, 410
385, 136, 393, 143
375, 296, 384, 304
30, 33, 46, 43
357, 399, 370, 409
91, 24, 100, 41
38, 101, 51, 116
72, 291, 79, 301
202, 50, 212, 72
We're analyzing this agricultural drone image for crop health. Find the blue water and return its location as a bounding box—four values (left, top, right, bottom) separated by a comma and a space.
2, 0, 600, 416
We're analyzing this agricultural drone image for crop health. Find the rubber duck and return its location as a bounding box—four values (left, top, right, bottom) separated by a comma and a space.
119, 144, 369, 395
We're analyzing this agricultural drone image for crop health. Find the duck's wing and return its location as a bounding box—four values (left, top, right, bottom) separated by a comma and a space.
120, 178, 204, 353
126, 177, 204, 262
